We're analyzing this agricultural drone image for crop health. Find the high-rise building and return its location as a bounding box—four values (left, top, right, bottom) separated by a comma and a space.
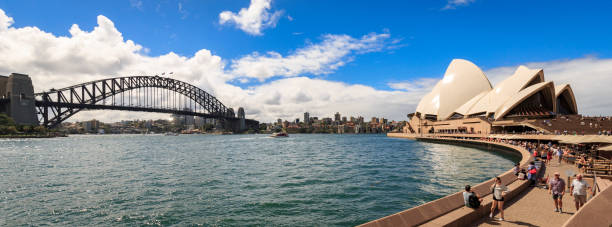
357, 116, 364, 124
342, 116, 347, 123
277, 118, 282, 125
295, 118, 300, 124
304, 112, 310, 124
334, 112, 341, 122
350, 116, 356, 123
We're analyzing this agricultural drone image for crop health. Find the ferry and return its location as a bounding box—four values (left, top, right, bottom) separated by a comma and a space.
270, 132, 289, 138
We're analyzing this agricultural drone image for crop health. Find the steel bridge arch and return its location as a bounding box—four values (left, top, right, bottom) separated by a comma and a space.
34, 76, 235, 128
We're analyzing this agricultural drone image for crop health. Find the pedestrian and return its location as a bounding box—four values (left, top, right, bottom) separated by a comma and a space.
570, 174, 592, 210
557, 147, 563, 164
489, 177, 508, 221
549, 172, 566, 213
463, 185, 483, 208
527, 161, 537, 186
547, 149, 552, 164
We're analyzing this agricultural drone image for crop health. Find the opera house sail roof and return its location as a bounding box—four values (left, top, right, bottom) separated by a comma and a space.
414, 59, 577, 122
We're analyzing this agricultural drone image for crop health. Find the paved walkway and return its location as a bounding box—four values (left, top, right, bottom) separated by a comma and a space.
473, 160, 580, 227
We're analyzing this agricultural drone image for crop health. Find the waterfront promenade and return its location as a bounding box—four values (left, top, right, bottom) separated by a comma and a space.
473, 162, 579, 226
363, 133, 612, 227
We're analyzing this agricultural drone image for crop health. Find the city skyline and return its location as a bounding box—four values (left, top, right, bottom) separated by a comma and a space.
1, 1, 612, 123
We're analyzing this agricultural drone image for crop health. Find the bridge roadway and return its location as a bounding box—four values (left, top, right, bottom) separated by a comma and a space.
360, 133, 612, 227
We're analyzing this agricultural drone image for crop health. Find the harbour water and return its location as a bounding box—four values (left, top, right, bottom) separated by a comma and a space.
0, 134, 518, 226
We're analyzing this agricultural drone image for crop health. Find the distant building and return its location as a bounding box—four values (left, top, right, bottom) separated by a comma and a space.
82, 119, 100, 132
277, 118, 282, 125
322, 117, 333, 124
334, 112, 341, 122
304, 112, 310, 125
295, 118, 300, 124
342, 116, 347, 123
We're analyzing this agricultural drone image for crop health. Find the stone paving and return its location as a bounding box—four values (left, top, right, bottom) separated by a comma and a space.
473, 160, 581, 227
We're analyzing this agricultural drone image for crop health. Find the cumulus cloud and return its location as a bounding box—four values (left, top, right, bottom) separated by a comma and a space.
443, 0, 476, 10
0, 8, 13, 31
387, 78, 438, 94
229, 33, 391, 81
219, 0, 282, 36
0, 8, 413, 123
240, 77, 418, 121
1, 8, 609, 124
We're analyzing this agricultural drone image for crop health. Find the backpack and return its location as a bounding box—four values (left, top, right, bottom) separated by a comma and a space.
468, 193, 480, 208
529, 168, 537, 175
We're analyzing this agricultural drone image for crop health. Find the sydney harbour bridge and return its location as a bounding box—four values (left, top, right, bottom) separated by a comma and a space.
0, 73, 259, 132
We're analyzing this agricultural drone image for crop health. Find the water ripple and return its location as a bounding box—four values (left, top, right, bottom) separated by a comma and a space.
0, 134, 517, 226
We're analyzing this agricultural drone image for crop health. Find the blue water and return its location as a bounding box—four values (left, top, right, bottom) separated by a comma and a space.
0, 134, 518, 226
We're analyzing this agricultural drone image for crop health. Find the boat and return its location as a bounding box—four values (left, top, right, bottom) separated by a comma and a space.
270, 132, 289, 138
164, 132, 179, 136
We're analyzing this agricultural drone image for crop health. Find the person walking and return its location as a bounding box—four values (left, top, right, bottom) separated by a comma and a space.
570, 174, 592, 210
549, 172, 566, 213
557, 147, 563, 164
489, 177, 508, 221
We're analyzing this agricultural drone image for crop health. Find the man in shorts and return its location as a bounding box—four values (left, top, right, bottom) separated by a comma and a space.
549, 172, 565, 213
570, 174, 592, 210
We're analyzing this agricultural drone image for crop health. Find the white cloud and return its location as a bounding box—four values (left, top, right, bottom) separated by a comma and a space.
130, 0, 143, 11
178, 2, 189, 19
443, 0, 475, 10
229, 33, 391, 81
0, 8, 13, 31
240, 77, 418, 121
219, 0, 283, 36
388, 78, 438, 94
0, 8, 412, 123
1, 8, 610, 125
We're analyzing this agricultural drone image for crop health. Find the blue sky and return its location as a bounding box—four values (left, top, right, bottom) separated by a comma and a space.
3, 0, 611, 88
0, 0, 611, 121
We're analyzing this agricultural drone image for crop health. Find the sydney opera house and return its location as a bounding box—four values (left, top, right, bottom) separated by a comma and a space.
405, 59, 580, 135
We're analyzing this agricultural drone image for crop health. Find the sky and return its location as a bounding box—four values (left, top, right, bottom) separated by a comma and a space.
0, 0, 611, 122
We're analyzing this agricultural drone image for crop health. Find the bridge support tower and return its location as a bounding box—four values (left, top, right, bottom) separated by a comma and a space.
0, 73, 39, 125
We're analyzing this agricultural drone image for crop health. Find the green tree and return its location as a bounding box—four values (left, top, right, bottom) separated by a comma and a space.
0, 113, 16, 127
34, 125, 47, 134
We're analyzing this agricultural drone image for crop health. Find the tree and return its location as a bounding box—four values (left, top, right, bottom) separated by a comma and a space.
0, 113, 16, 127
34, 125, 47, 134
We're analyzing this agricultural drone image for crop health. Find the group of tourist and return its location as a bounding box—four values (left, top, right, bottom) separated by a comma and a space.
461, 137, 597, 222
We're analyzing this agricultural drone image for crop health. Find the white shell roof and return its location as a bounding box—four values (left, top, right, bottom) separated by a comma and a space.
466, 65, 543, 116
415, 59, 492, 120
453, 91, 489, 116
554, 83, 578, 114
494, 81, 555, 120
413, 60, 576, 121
